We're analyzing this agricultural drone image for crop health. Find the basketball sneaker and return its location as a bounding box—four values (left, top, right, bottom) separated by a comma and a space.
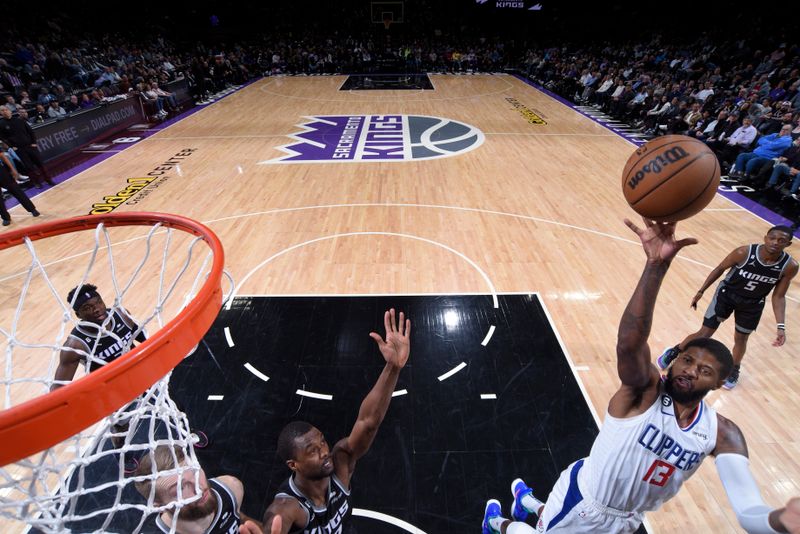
192, 430, 210, 449
482, 499, 502, 534
511, 478, 534, 522
123, 454, 140, 476
723, 365, 740, 390
657, 346, 679, 370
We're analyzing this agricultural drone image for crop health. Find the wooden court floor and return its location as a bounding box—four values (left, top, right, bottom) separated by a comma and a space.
3, 74, 799, 532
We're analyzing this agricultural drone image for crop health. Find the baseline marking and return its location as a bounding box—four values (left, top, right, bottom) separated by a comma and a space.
257, 73, 515, 103
538, 297, 602, 426
3, 203, 795, 306
352, 508, 426, 534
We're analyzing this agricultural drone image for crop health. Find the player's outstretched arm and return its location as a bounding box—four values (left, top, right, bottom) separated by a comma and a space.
770, 259, 798, 347
258, 498, 305, 534
611, 219, 697, 416
333, 308, 410, 487
51, 338, 85, 391
690, 246, 748, 309
715, 414, 792, 533
241, 514, 281, 534
217, 476, 259, 527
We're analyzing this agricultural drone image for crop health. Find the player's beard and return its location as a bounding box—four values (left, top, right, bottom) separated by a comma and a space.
176, 490, 218, 521
664, 368, 710, 403
309, 462, 335, 481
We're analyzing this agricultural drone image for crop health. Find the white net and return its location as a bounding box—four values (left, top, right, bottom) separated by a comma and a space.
0, 216, 227, 533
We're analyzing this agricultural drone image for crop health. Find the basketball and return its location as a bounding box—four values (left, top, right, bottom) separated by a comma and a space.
621, 135, 720, 222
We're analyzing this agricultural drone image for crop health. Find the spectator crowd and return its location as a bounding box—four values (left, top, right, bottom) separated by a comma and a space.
1, 19, 799, 204
521, 35, 800, 199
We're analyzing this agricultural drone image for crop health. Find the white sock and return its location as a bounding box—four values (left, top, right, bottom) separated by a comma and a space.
507, 522, 537, 534
489, 516, 507, 531
521, 494, 544, 514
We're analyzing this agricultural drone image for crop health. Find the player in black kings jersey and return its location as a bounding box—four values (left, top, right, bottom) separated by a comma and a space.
51, 283, 146, 391
134, 445, 259, 533
240, 308, 411, 534
657, 225, 798, 389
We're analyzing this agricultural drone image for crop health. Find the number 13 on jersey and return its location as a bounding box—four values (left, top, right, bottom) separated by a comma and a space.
643, 459, 676, 487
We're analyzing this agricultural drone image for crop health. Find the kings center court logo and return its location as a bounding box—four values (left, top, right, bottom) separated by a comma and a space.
260, 115, 484, 164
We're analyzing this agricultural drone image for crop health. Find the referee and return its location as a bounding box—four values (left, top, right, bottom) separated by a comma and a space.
0, 105, 54, 188
0, 150, 40, 226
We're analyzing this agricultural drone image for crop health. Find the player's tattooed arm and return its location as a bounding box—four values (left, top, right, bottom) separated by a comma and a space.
612, 219, 697, 416
714, 413, 749, 457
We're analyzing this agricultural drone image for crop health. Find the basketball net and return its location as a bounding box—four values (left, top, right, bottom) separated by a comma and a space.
0, 214, 228, 533
382, 15, 393, 30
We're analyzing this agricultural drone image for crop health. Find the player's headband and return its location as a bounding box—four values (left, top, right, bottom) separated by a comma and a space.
72, 289, 100, 312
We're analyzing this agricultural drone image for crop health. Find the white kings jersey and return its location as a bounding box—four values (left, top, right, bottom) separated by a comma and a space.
579, 391, 717, 513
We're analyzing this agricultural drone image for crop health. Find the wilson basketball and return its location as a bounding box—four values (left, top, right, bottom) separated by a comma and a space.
621, 135, 720, 222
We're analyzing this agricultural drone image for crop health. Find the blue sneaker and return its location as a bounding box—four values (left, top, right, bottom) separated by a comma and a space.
656, 346, 679, 370
511, 478, 533, 521
482, 499, 502, 534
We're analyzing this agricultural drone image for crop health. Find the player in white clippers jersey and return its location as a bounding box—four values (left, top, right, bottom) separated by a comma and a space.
482, 218, 800, 534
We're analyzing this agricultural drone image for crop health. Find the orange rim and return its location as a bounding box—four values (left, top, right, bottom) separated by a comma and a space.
0, 212, 224, 466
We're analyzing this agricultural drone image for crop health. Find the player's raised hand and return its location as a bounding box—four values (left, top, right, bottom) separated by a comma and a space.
239, 516, 281, 534
369, 308, 411, 369
239, 520, 262, 534
624, 217, 698, 263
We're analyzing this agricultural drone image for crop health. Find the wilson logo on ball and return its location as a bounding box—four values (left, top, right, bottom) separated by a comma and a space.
621, 135, 721, 223
627, 146, 690, 190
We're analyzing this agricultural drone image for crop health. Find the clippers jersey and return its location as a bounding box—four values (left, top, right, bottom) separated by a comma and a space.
580, 391, 717, 513
67, 309, 141, 372
155, 478, 241, 533
275, 474, 353, 534
723, 244, 792, 300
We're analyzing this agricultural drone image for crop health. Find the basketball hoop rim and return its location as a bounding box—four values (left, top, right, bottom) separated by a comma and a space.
0, 212, 225, 466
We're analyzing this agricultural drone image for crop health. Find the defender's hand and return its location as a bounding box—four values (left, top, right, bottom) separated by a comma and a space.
369, 308, 410, 369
